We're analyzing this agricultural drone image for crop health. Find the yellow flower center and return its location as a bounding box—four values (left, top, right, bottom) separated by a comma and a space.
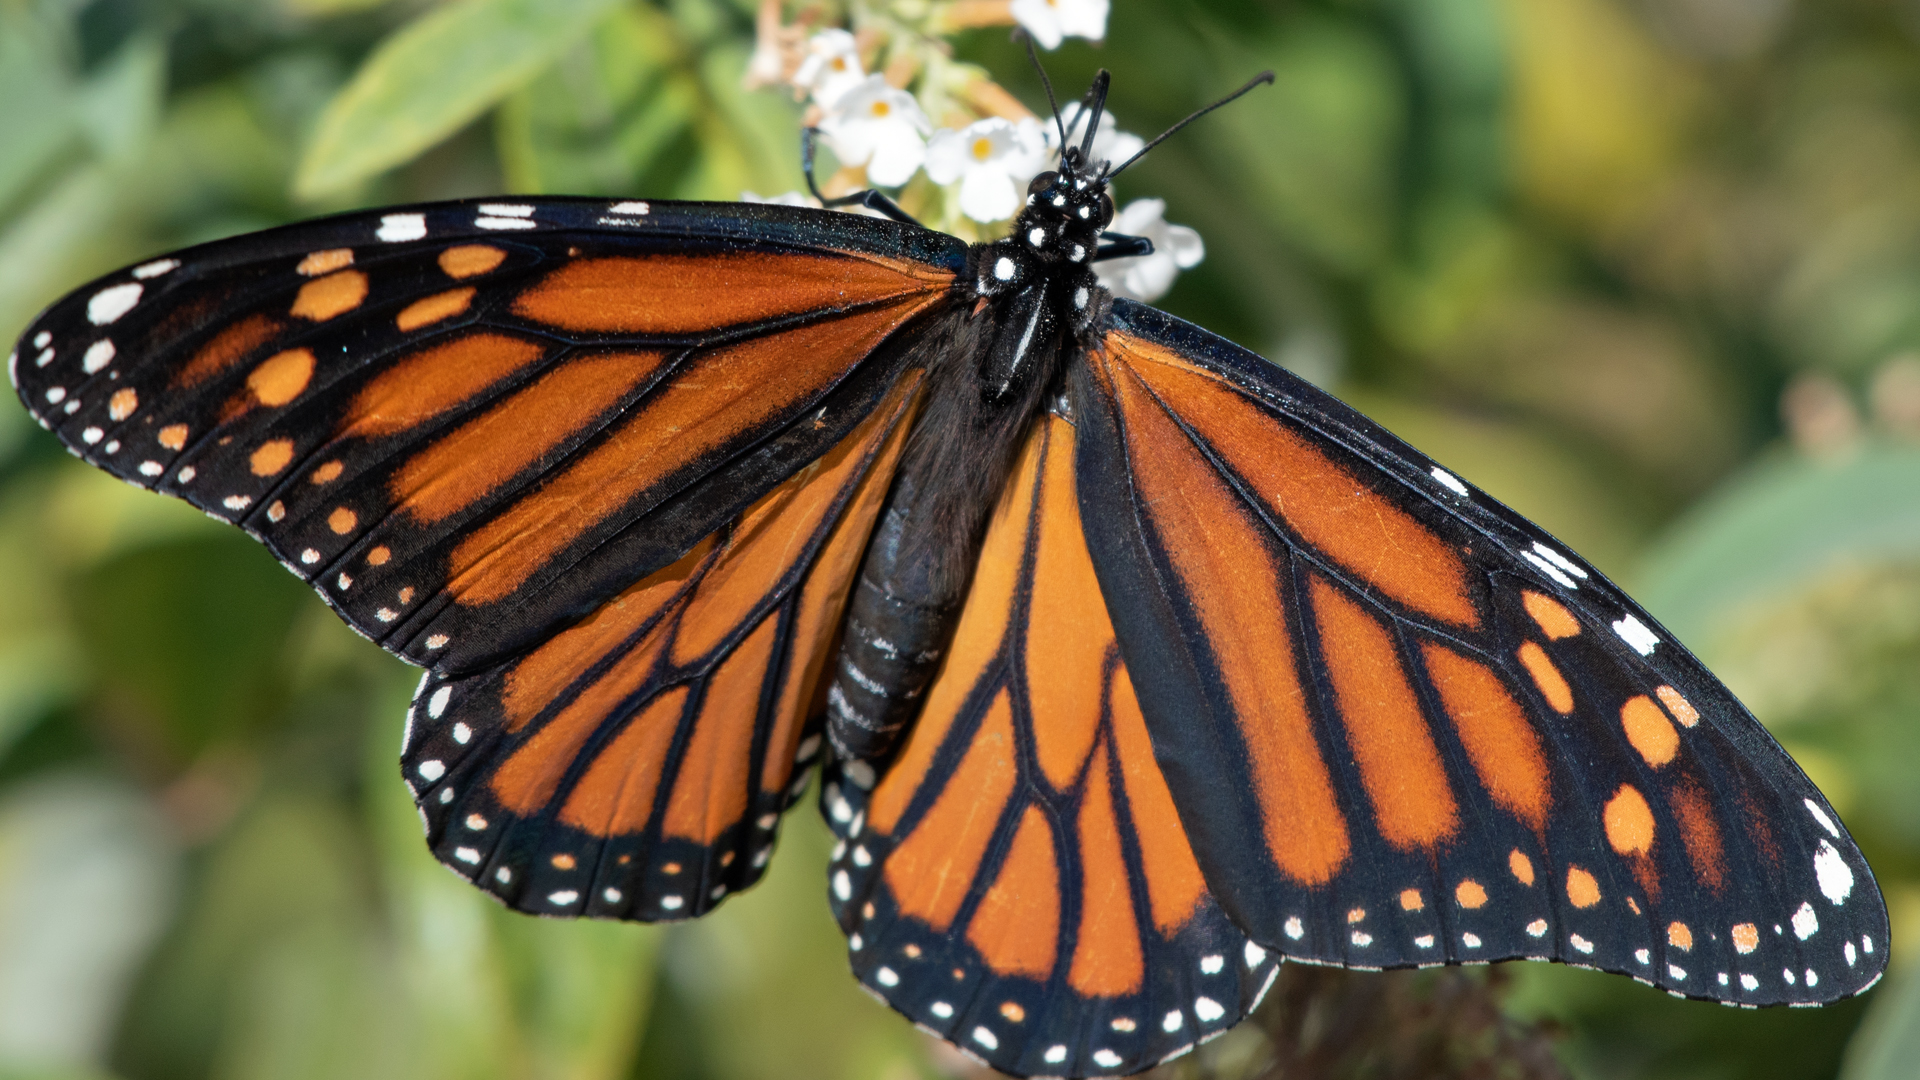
972, 137, 994, 160
871, 100, 891, 118
831, 57, 847, 71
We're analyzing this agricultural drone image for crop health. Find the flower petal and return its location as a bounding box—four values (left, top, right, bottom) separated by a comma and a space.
959, 167, 1020, 222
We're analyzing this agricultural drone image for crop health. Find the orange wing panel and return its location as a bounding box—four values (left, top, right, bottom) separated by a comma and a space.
883, 691, 1019, 932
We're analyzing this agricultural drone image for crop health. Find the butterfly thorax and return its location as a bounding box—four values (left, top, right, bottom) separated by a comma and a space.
971, 165, 1113, 401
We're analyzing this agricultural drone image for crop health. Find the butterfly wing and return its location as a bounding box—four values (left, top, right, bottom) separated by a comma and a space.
1070, 298, 1887, 1006
406, 370, 923, 918
10, 198, 961, 675
821, 412, 1282, 1078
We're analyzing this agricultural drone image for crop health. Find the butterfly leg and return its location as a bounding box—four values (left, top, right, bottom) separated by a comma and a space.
801, 128, 923, 226
1094, 233, 1154, 260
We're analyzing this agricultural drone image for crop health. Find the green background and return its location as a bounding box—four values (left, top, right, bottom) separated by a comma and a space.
2, 0, 1920, 1077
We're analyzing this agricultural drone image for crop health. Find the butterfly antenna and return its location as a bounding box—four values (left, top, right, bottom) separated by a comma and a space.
1106, 70, 1275, 179
1080, 70, 1112, 163
1020, 31, 1072, 158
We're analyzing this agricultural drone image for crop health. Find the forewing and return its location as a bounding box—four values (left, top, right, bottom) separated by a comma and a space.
821, 413, 1281, 1078
401, 370, 923, 919
10, 198, 961, 674
1071, 299, 1886, 1006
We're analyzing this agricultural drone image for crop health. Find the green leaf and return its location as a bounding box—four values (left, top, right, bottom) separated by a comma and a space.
1842, 961, 1920, 1080
294, 0, 630, 199
1636, 443, 1920, 646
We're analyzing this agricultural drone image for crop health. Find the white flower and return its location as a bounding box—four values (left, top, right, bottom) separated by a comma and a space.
926, 117, 1050, 222
817, 75, 932, 187
1011, 0, 1110, 49
1049, 102, 1145, 171
792, 29, 865, 107
741, 190, 818, 206
1094, 199, 1204, 302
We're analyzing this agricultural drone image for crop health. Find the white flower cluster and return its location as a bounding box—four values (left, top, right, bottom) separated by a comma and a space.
749, 3, 1203, 302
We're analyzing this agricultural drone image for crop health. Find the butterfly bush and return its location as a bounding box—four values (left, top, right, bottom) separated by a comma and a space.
745, 0, 1202, 301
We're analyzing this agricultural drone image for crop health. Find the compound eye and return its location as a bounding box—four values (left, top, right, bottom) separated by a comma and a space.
1028, 171, 1059, 196
1098, 191, 1115, 226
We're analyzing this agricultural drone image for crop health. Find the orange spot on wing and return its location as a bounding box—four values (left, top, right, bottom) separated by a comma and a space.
1668, 778, 1727, 893
870, 411, 1039, 837
662, 617, 778, 843
448, 301, 935, 607
1108, 333, 1477, 629
1069, 742, 1145, 996
883, 692, 1018, 931
967, 805, 1062, 980
1522, 590, 1580, 639
1097, 353, 1347, 885
502, 539, 710, 730
178, 314, 284, 387
1347, 907, 1367, 923
762, 375, 922, 794
1421, 644, 1550, 832
1400, 889, 1423, 912
1566, 866, 1601, 908
158, 424, 188, 450
311, 460, 343, 484
396, 287, 477, 331
1509, 849, 1536, 886
1516, 642, 1574, 714
250, 438, 294, 476
552, 684, 688, 835
297, 249, 353, 276
1620, 695, 1678, 767
248, 348, 315, 407
1026, 417, 1108, 791
341, 332, 548, 441
1110, 663, 1207, 935
1732, 922, 1759, 953
1668, 921, 1693, 951
1455, 879, 1488, 908
439, 244, 507, 279
367, 546, 390, 565
497, 632, 673, 816
291, 270, 368, 321
328, 507, 356, 534
1604, 784, 1655, 856
1656, 685, 1700, 727
1311, 575, 1458, 850
391, 351, 665, 525
108, 388, 138, 421
511, 251, 952, 335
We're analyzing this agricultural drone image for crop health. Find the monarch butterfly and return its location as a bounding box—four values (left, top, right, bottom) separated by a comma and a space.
8, 65, 1886, 1078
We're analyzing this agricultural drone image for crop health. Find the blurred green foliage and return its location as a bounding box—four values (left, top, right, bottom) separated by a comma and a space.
3, 0, 1920, 1078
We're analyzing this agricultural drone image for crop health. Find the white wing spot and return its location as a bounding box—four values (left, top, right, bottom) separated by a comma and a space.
452, 722, 472, 744
1194, 997, 1225, 1022
33, 331, 51, 347
971, 1026, 996, 1050
428, 686, 452, 718
83, 338, 115, 373
377, 214, 427, 242
849, 933, 862, 951
875, 966, 899, 987
376, 608, 398, 623
223, 495, 251, 511
494, 867, 511, 884
82, 427, 102, 445
1613, 614, 1660, 655
426, 634, 449, 649
1783, 968, 1796, 985
931, 1001, 953, 1018
1791, 902, 1818, 940
176, 466, 195, 483
1093, 1049, 1121, 1068
833, 869, 852, 901
1805, 799, 1840, 837
476, 216, 537, 230
1846, 942, 1858, 965
1669, 964, 1687, 980
139, 461, 163, 477
608, 200, 650, 215
1283, 916, 1304, 940
1741, 973, 1759, 990
437, 788, 454, 804
1415, 935, 1436, 948
88, 283, 142, 325
465, 813, 487, 830
417, 760, 445, 781
1200, 954, 1224, 975
661, 894, 684, 911
1815, 840, 1854, 904
299, 548, 320, 565
1432, 467, 1469, 495
1044, 1046, 1068, 1065
1635, 948, 1651, 965
1522, 550, 1578, 589
1351, 931, 1373, 946
548, 890, 579, 906
1806, 968, 1818, 987
478, 203, 534, 216
1532, 542, 1588, 579
1527, 919, 1549, 937
35, 347, 53, 367
1463, 933, 1482, 948
45, 387, 65, 404
603, 888, 622, 903
1162, 1010, 1183, 1032
852, 845, 871, 867
454, 847, 480, 864
1570, 934, 1595, 954
1245, 941, 1268, 967
132, 258, 179, 279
